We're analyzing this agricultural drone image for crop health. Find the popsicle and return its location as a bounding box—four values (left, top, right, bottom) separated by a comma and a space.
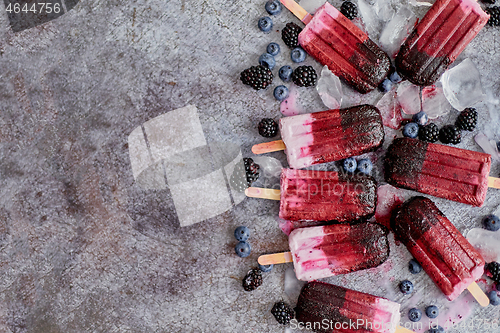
295, 281, 414, 333
391, 196, 488, 305
246, 168, 377, 223
384, 137, 498, 207
258, 223, 390, 281
281, 0, 391, 93
395, 0, 489, 86
252, 105, 385, 169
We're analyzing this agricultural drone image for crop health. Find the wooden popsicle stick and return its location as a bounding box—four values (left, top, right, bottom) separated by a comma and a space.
396, 326, 416, 333
258, 252, 293, 265
280, 0, 313, 24
467, 282, 490, 307
488, 176, 500, 189
252, 140, 286, 154
245, 187, 281, 200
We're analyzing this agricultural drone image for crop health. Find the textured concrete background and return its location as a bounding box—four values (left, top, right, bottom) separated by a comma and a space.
0, 0, 499, 332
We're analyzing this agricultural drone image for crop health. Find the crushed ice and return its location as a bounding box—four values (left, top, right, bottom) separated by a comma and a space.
375, 87, 403, 129
421, 82, 451, 119
396, 81, 421, 115
379, 7, 416, 58
316, 66, 343, 109
474, 133, 500, 161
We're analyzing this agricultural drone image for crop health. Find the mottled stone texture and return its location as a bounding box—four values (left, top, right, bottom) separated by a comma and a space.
0, 0, 499, 332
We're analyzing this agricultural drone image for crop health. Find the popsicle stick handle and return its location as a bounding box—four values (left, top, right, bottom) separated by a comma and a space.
245, 187, 281, 200
396, 326, 416, 333
252, 140, 286, 154
488, 176, 500, 189
467, 282, 490, 307
258, 252, 293, 265
280, 0, 313, 24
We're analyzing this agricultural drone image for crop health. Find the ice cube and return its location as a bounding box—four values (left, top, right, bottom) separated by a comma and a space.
396, 81, 421, 115
251, 156, 282, 179
441, 58, 485, 111
379, 7, 416, 58
375, 184, 405, 230
374, 0, 396, 22
358, 0, 381, 39
474, 133, 500, 161
316, 65, 343, 109
375, 88, 403, 129
467, 228, 500, 263
421, 82, 451, 119
298, 0, 325, 13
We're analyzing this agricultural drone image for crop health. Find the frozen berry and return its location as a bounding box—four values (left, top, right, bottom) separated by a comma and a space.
258, 17, 273, 32
282, 22, 302, 48
265, 0, 282, 15
274, 85, 289, 101
378, 78, 393, 93
292, 65, 317, 87
389, 71, 403, 83
271, 301, 294, 325
409, 259, 422, 274
242, 268, 263, 291
428, 326, 444, 333
408, 308, 422, 322
244, 158, 260, 184
455, 107, 477, 131
403, 122, 419, 138
291, 47, 306, 63
279, 65, 293, 82
399, 280, 414, 294
259, 53, 276, 70
240, 65, 273, 90
343, 158, 357, 173
419, 123, 439, 143
439, 125, 461, 144
413, 111, 429, 126
483, 214, 500, 231
258, 118, 279, 138
425, 305, 439, 318
487, 262, 500, 283
486, 7, 500, 26
357, 159, 373, 175
235, 241, 251, 257
267, 42, 280, 56
488, 290, 500, 306
234, 226, 250, 242
258, 263, 273, 272
340, 1, 358, 20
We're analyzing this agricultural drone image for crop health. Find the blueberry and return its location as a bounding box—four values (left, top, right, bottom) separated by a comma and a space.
258, 263, 274, 272
234, 226, 250, 242
412, 111, 429, 126
497, 141, 500, 152
482, 214, 500, 231
258, 17, 273, 32
409, 259, 422, 274
291, 47, 306, 63
428, 326, 444, 333
425, 305, 439, 318
235, 241, 251, 257
259, 53, 276, 70
274, 85, 289, 101
389, 71, 403, 83
357, 159, 373, 175
267, 42, 280, 56
279, 65, 293, 82
403, 122, 419, 138
343, 158, 357, 173
488, 290, 500, 306
408, 308, 422, 322
399, 280, 414, 294
265, 0, 282, 15
378, 78, 393, 93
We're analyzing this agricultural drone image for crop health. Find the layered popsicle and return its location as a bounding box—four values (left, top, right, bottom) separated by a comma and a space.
281, 0, 391, 93
295, 281, 401, 333
391, 196, 486, 302
279, 105, 384, 169
384, 137, 491, 207
395, 0, 489, 86
279, 168, 377, 222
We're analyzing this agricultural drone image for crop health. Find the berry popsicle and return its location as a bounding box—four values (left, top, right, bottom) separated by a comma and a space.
252, 105, 384, 169
395, 0, 489, 86
391, 196, 488, 305
295, 281, 414, 333
258, 223, 390, 281
246, 168, 377, 224
384, 137, 498, 207
280, 0, 391, 93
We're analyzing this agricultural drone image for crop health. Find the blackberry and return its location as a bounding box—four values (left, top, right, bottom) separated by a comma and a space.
240, 65, 273, 90
439, 125, 461, 144
244, 158, 260, 184
487, 262, 500, 283
229, 162, 249, 192
292, 66, 318, 87
418, 123, 439, 143
340, 1, 358, 20
481, 0, 496, 3
486, 7, 500, 26
271, 301, 294, 325
282, 22, 302, 49
242, 268, 263, 291
455, 107, 478, 131
258, 118, 279, 138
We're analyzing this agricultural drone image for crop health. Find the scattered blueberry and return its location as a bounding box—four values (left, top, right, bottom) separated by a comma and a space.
265, 0, 282, 15
279, 65, 293, 82
267, 42, 280, 56
425, 305, 439, 318
290, 47, 306, 63
497, 141, 500, 152
258, 17, 273, 32
409, 259, 423, 274
234, 226, 250, 242
408, 308, 422, 322
488, 290, 500, 306
403, 122, 419, 138
235, 241, 251, 258
343, 158, 357, 173
389, 71, 403, 83
378, 78, 393, 93
399, 280, 414, 294
357, 159, 373, 175
274, 85, 289, 101
259, 53, 276, 70
258, 263, 274, 272
428, 326, 444, 333
412, 111, 429, 126
482, 214, 500, 231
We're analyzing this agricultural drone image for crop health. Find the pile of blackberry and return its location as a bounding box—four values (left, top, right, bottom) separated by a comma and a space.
416, 108, 478, 145
242, 268, 263, 291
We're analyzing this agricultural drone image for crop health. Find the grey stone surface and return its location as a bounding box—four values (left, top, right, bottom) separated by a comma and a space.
0, 0, 499, 332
